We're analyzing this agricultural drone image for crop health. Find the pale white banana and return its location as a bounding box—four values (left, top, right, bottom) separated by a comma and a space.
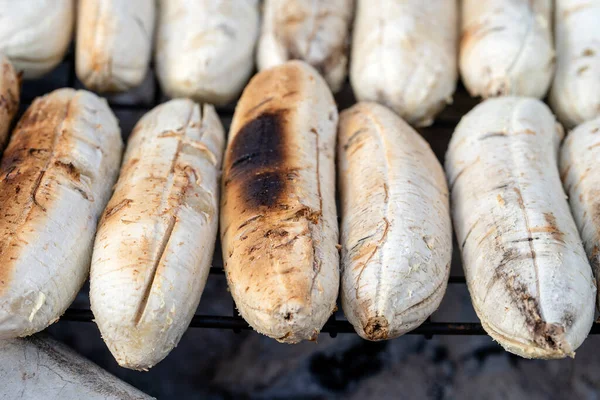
339, 102, 452, 341
446, 96, 595, 359
460, 0, 555, 98
258, 0, 354, 93
0, 0, 74, 79
91, 99, 224, 370
76, 0, 156, 93
550, 0, 600, 128
560, 116, 600, 307
155, 0, 259, 105
0, 334, 153, 399
351, 0, 458, 127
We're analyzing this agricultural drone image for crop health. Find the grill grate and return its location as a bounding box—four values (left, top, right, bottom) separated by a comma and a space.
28, 50, 599, 339
63, 274, 492, 338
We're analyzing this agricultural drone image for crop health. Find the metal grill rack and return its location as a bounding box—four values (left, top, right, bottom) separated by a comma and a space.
26, 50, 599, 340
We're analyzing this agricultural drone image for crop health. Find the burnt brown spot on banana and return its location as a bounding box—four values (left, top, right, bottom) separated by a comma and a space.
532, 319, 567, 352
28, 148, 49, 158
264, 228, 289, 238
237, 214, 264, 230
281, 206, 321, 225
102, 198, 134, 221
486, 248, 530, 293
364, 316, 389, 341
244, 171, 287, 208
227, 110, 292, 209
492, 249, 569, 352
54, 161, 80, 181
229, 110, 287, 172
273, 234, 302, 249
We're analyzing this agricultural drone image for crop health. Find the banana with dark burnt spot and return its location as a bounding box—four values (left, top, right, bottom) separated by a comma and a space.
220, 60, 339, 343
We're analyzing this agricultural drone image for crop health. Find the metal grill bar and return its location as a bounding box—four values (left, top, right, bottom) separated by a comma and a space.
62, 309, 489, 335
60, 308, 600, 336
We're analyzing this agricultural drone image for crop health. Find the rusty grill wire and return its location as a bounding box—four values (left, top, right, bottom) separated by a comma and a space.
27, 50, 599, 339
